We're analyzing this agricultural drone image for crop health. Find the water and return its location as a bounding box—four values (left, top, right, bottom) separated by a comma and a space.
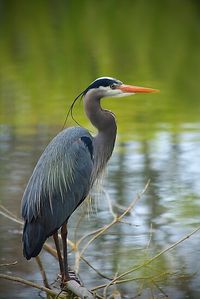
0, 1, 200, 298
1, 125, 200, 298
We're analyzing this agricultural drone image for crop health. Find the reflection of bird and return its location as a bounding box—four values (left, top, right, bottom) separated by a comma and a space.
21, 77, 158, 285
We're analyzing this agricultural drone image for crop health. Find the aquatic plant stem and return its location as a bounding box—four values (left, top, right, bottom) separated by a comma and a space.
79, 181, 150, 262
103, 224, 200, 296
0, 274, 65, 298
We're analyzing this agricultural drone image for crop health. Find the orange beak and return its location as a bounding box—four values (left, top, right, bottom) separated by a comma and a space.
117, 84, 159, 94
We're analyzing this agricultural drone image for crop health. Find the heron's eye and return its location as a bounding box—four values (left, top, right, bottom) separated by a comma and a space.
110, 83, 117, 89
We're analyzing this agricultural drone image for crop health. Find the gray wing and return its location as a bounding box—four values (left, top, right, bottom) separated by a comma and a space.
21, 127, 94, 259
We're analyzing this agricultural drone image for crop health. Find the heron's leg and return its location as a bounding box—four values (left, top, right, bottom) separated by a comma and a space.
53, 232, 64, 277
61, 222, 70, 283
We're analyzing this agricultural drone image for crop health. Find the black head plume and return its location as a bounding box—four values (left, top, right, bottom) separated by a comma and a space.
62, 91, 84, 129
83, 77, 122, 95
62, 77, 122, 130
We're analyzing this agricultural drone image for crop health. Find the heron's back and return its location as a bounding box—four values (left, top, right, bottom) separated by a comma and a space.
21, 127, 94, 259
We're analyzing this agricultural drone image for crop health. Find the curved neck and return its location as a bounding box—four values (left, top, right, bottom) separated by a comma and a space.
84, 90, 117, 178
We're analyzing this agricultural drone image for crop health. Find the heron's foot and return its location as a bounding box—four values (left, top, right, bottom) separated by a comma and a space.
58, 269, 82, 288
60, 275, 69, 289
57, 273, 69, 288
68, 269, 82, 285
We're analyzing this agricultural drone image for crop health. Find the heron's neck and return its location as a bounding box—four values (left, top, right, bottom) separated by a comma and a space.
84, 90, 117, 178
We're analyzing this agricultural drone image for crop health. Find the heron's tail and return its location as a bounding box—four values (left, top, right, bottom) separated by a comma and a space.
22, 221, 46, 259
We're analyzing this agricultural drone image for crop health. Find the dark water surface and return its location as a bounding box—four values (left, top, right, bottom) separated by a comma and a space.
1, 124, 200, 298
0, 1, 200, 298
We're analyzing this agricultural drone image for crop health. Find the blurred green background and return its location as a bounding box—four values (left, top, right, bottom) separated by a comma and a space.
0, 1, 200, 299
0, 0, 200, 135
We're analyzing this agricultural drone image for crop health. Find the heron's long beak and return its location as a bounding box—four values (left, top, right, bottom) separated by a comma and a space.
117, 84, 159, 94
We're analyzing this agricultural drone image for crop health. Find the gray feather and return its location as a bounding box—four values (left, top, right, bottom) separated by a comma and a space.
21, 127, 94, 259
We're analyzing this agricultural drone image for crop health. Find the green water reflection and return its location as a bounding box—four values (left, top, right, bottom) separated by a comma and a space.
0, 1, 200, 299
0, 0, 200, 135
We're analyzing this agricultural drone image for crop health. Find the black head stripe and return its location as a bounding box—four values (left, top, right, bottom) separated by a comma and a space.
83, 77, 122, 95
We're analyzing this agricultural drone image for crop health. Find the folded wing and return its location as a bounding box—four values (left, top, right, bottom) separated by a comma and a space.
21, 127, 94, 259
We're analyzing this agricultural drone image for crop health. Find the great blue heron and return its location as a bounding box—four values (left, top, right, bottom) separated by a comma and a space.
21, 77, 158, 285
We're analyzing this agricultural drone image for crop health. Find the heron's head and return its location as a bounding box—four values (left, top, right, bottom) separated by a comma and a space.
63, 77, 159, 128
83, 77, 159, 99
